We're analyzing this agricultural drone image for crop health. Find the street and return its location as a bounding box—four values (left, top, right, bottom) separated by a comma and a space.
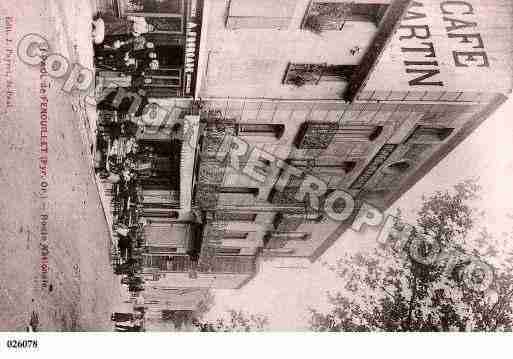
0, 0, 124, 330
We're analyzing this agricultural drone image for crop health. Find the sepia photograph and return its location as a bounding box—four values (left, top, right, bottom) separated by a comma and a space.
0, 0, 512, 353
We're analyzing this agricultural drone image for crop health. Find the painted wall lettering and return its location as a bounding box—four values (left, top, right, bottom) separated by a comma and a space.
399, 0, 489, 87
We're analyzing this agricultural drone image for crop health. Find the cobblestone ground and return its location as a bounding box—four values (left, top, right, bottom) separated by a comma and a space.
0, 0, 124, 331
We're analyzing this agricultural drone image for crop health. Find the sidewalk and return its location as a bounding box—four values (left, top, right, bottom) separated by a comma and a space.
53, 0, 118, 262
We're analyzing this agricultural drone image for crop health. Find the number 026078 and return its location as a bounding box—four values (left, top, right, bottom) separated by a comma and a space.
6, 339, 38, 349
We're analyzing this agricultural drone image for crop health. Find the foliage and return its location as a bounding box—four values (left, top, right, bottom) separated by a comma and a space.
310, 179, 513, 331
193, 289, 215, 319
193, 310, 269, 332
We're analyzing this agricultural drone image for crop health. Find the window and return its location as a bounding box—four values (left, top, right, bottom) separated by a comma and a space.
237, 123, 285, 139
142, 209, 180, 218
302, 2, 389, 33
214, 212, 258, 222
295, 122, 383, 149
144, 68, 182, 88
197, 256, 255, 274
214, 247, 242, 255
146, 17, 183, 33
223, 231, 249, 240
283, 63, 357, 86
272, 232, 310, 241
332, 125, 383, 142
145, 246, 177, 254
287, 159, 357, 174
226, 0, 296, 30
219, 187, 259, 196
264, 232, 309, 250
384, 161, 411, 175
125, 0, 184, 13
407, 126, 454, 143
143, 254, 190, 271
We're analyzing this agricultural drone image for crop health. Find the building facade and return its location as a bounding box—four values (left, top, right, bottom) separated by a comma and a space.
191, 0, 513, 265
98, 0, 512, 289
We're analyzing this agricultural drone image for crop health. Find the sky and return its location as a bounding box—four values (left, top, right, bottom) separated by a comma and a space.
207, 96, 513, 330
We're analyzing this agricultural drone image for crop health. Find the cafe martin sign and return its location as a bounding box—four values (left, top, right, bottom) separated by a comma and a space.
362, 0, 513, 95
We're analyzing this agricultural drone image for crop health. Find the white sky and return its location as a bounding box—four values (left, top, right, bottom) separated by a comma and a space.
207, 96, 513, 330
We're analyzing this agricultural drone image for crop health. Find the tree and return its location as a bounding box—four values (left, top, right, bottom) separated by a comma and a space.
193, 289, 215, 320
193, 310, 269, 332
310, 180, 513, 331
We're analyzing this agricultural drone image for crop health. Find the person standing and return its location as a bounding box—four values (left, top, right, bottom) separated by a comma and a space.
100, 13, 155, 37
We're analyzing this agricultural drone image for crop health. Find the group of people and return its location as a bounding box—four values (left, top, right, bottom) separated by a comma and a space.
92, 13, 160, 80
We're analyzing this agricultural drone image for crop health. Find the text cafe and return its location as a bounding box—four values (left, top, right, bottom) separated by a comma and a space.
119, 0, 203, 98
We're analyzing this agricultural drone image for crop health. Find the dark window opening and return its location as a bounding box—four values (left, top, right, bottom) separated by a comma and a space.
295, 122, 383, 149
384, 161, 411, 175
215, 212, 258, 222
272, 232, 310, 241
155, 46, 184, 67
142, 210, 180, 218
219, 187, 259, 196
302, 2, 389, 33
214, 247, 242, 255
408, 126, 454, 143
283, 63, 357, 86
126, 0, 184, 13
237, 123, 285, 139
223, 231, 249, 240
145, 246, 177, 254
332, 125, 384, 142
143, 254, 190, 271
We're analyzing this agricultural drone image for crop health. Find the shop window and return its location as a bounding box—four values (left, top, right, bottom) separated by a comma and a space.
143, 72, 181, 88
283, 63, 357, 86
125, 0, 184, 14
146, 17, 183, 33
237, 123, 285, 139
302, 2, 389, 33
144, 254, 190, 271
226, 0, 296, 30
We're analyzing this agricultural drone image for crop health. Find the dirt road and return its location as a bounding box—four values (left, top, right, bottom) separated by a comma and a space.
0, 0, 123, 331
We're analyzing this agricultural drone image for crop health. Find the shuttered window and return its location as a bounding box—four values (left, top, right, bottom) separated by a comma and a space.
283, 63, 357, 86
295, 122, 383, 149
302, 2, 389, 33
214, 212, 258, 222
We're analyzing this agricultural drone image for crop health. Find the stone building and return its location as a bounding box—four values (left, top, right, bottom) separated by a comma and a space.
97, 0, 513, 288
191, 0, 513, 264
